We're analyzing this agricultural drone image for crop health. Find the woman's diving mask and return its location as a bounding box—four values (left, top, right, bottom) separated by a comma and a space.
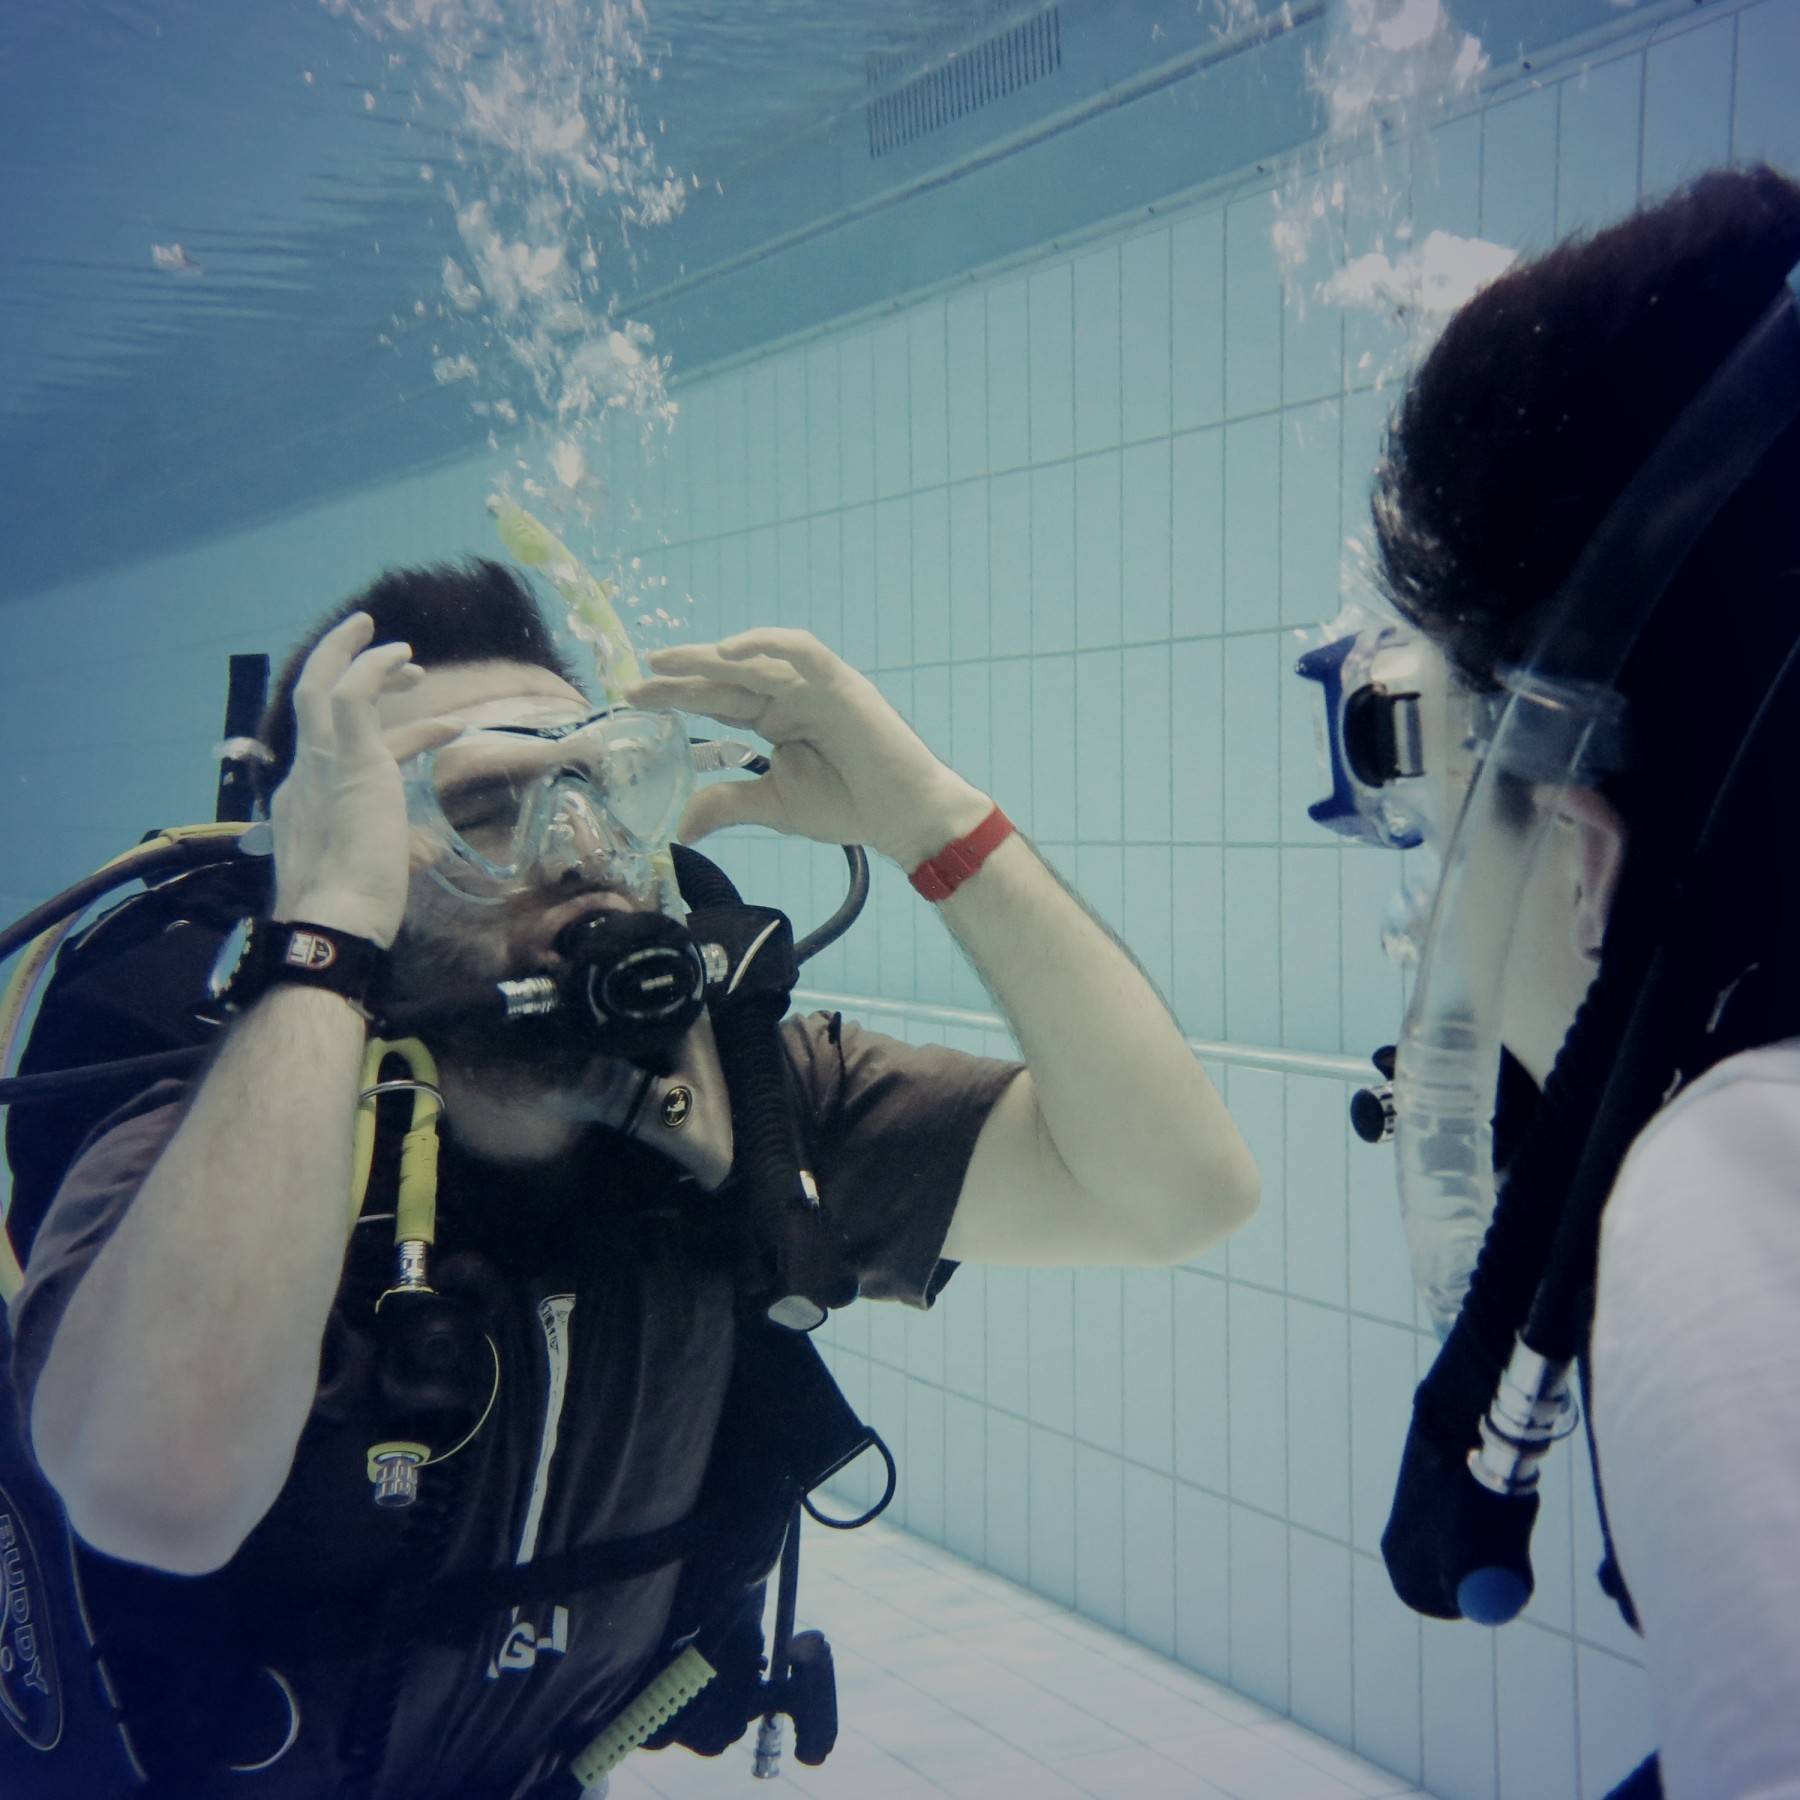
404, 707, 755, 908
1297, 607, 1624, 1337
1295, 609, 1502, 858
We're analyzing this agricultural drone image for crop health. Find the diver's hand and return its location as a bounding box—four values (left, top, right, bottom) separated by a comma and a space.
625, 629, 991, 865
269, 613, 462, 947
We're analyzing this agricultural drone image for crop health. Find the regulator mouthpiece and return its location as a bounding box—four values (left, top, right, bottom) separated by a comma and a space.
554, 911, 708, 1062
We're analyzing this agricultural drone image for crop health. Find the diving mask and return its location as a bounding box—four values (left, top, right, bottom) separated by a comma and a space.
405, 707, 751, 906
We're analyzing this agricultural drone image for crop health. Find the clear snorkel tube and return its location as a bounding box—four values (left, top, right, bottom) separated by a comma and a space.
1393, 667, 1623, 1339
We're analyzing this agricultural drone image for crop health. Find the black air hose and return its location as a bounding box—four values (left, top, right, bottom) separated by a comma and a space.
1463, 868, 1667, 1362
670, 848, 856, 1325
672, 849, 804, 1271
793, 846, 869, 964
0, 835, 243, 965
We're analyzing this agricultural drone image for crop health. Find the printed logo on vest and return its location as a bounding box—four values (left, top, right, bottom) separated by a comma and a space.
0, 1490, 62, 1751
660, 1085, 693, 1130
486, 1603, 569, 1679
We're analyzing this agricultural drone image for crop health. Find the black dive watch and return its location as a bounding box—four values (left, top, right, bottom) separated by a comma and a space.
209, 917, 387, 1018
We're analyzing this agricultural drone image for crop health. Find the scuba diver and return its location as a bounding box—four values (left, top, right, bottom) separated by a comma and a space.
1298, 165, 1800, 1799
1, 557, 1257, 1797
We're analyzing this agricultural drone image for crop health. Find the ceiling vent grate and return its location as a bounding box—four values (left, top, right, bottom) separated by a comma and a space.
865, 7, 1062, 160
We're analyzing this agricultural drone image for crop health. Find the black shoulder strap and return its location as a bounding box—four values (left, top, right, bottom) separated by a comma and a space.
1579, 1351, 1642, 1634
6, 859, 265, 1265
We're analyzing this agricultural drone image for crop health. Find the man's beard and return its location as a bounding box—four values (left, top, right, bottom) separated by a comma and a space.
385, 905, 637, 1107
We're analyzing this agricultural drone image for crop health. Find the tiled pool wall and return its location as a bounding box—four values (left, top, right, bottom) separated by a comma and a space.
598, 7, 1798, 1793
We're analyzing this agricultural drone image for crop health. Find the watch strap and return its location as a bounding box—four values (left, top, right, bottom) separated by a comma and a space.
908, 805, 1016, 903
220, 918, 387, 1017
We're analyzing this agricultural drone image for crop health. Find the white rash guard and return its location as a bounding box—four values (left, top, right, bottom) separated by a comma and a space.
1592, 1038, 1800, 1800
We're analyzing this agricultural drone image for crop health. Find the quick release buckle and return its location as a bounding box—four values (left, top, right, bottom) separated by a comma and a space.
1343, 684, 1425, 787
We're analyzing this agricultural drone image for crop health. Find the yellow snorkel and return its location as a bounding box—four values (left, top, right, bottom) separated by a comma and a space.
489, 496, 642, 694
489, 496, 687, 918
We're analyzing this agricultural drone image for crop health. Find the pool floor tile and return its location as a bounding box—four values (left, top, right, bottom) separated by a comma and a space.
610, 1519, 1430, 1798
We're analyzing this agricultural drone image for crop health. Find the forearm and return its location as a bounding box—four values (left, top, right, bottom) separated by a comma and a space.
907, 782, 1258, 1259
626, 630, 1257, 1260
31, 986, 366, 1572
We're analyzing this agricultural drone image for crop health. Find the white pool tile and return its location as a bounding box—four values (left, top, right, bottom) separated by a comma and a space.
909, 306, 950, 496
1575, 1646, 1654, 1800
1496, 1623, 1577, 1800
1420, 1616, 1497, 1800
1171, 428, 1225, 639
1028, 262, 1076, 466
1256, 1717, 1420, 1797
1555, 51, 1641, 238
1222, 417, 1281, 635
1073, 246, 1123, 457
1737, 2, 1800, 173
1641, 16, 1734, 202
1224, 193, 1282, 421
1067, 1743, 1237, 1798
1172, 208, 1226, 432
1287, 1533, 1354, 1747
1351, 1554, 1422, 1788
1189, 1723, 1373, 1800
1121, 229, 1173, 446
1479, 87, 1557, 254
1123, 1468, 1180, 1648
945, 291, 988, 487
1228, 1505, 1291, 1714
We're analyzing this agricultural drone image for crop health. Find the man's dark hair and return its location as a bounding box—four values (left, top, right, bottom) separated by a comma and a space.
259, 558, 580, 788
1371, 164, 1800, 874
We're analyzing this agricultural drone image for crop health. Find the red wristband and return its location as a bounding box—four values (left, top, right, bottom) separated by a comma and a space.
908, 805, 1015, 902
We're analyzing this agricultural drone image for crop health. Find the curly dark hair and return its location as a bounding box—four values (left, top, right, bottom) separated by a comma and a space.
1373, 163, 1800, 693
258, 558, 580, 790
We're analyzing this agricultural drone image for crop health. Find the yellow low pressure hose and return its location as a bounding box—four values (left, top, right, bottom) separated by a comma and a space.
352, 1037, 443, 1236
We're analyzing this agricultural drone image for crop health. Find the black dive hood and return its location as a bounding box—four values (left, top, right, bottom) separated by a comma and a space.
1378, 259, 1800, 1628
